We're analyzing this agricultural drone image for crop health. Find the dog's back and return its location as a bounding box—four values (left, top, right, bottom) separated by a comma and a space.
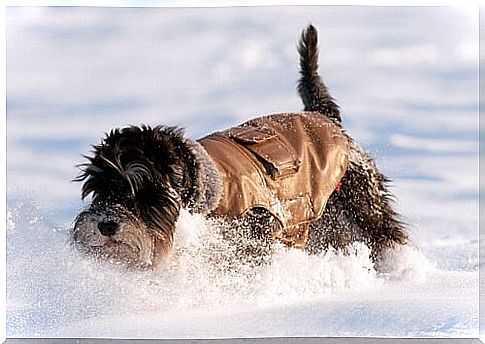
199, 112, 349, 248
297, 25, 341, 123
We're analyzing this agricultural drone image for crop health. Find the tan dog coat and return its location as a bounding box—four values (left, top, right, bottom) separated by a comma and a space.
199, 112, 349, 248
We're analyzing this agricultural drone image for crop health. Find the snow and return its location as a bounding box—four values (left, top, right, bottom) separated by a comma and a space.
389, 134, 477, 154
6, 205, 478, 338
6, 6, 479, 339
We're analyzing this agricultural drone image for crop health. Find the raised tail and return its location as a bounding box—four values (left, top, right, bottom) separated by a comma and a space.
297, 24, 341, 122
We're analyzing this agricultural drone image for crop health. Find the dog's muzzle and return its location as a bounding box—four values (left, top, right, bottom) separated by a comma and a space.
72, 207, 155, 269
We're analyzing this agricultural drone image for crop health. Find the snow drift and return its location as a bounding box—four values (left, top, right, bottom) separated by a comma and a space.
7, 201, 477, 338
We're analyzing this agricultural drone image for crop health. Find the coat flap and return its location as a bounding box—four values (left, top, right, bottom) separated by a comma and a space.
229, 125, 301, 179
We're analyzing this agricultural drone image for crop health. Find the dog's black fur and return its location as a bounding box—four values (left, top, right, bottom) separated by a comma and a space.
73, 25, 408, 269
77, 126, 192, 239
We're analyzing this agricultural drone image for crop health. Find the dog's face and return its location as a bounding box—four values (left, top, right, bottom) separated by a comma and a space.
72, 126, 192, 269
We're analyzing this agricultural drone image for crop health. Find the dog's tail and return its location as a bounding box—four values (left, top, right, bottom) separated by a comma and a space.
297, 24, 341, 122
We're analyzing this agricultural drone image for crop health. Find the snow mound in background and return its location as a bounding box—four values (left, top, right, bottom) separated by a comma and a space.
6, 200, 474, 338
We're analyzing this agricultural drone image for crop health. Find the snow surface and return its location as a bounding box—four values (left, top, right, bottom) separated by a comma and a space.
6, 206, 478, 338
6, 6, 479, 338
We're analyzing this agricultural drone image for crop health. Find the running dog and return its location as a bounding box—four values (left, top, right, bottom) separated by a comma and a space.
72, 25, 408, 270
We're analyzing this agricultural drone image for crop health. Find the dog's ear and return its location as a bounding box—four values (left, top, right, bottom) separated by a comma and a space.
166, 162, 184, 190
74, 149, 113, 199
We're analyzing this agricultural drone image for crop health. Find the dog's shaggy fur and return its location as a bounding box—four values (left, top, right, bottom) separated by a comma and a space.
72, 25, 408, 270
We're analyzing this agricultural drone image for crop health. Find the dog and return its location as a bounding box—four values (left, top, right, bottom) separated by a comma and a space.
72, 25, 408, 270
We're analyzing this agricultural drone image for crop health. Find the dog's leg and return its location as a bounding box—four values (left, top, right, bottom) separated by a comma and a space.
220, 208, 277, 267
340, 140, 408, 262
306, 188, 365, 256
307, 140, 408, 268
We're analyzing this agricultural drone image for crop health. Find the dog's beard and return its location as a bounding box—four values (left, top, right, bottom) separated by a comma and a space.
72, 205, 171, 269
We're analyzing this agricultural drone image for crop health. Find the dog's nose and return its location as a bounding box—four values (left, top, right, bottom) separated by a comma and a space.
97, 220, 119, 236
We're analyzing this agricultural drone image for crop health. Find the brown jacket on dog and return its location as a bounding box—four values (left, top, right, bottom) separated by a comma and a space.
199, 112, 349, 248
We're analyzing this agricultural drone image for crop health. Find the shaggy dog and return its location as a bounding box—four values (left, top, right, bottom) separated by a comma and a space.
72, 25, 408, 270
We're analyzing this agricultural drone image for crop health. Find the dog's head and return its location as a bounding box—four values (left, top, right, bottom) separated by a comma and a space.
72, 125, 195, 269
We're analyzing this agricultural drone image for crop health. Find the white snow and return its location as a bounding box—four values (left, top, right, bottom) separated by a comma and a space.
6, 205, 478, 338
390, 134, 477, 154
